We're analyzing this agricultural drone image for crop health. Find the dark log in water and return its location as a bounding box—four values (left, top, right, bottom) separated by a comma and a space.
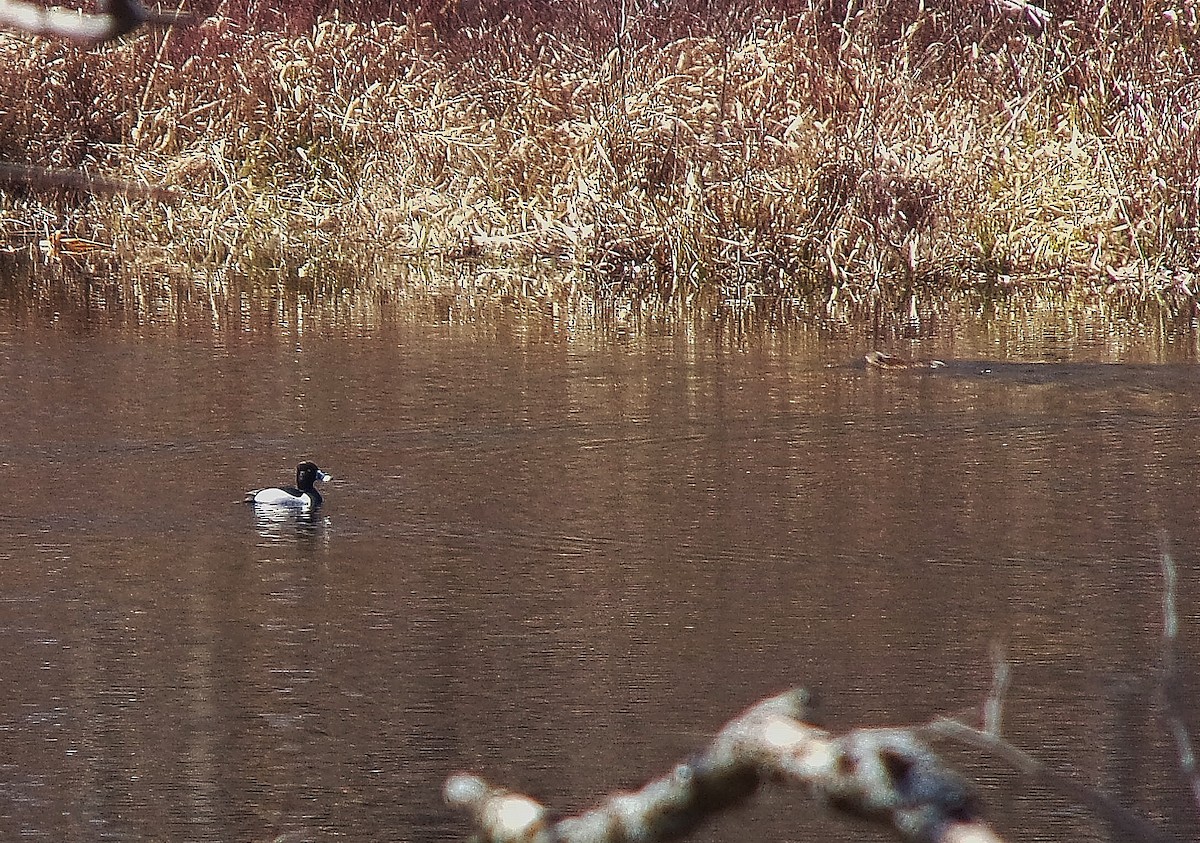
866, 351, 947, 370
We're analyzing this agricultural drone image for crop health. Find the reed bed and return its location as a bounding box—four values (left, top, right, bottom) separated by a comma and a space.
0, 0, 1197, 308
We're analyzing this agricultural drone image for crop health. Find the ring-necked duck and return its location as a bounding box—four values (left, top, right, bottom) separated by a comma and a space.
245, 461, 331, 508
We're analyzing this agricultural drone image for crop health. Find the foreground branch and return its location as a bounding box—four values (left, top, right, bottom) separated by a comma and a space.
0, 0, 188, 44
444, 688, 1004, 843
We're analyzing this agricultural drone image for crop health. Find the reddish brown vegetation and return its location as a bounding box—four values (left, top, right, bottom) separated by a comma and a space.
1, 0, 1197, 307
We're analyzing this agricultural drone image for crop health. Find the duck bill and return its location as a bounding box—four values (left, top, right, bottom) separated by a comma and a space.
317, 471, 332, 482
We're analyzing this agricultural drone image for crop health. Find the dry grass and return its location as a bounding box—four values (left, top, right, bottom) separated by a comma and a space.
1, 0, 1198, 310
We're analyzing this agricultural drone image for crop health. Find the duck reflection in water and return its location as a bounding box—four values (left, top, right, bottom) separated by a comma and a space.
252, 505, 330, 545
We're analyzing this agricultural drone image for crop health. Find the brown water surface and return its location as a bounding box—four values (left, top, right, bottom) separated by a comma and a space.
0, 275, 1197, 843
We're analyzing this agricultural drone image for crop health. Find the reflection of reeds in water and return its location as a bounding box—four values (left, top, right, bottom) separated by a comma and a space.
1, 254, 1197, 363
0, 1, 1197, 305
0, 254, 601, 336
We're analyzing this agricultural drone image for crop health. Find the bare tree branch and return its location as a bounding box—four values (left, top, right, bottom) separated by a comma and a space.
0, 0, 189, 45
0, 161, 176, 200
925, 718, 1181, 843
445, 688, 1005, 843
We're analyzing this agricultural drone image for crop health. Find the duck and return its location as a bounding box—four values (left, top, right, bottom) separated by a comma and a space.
245, 461, 331, 509
865, 351, 946, 370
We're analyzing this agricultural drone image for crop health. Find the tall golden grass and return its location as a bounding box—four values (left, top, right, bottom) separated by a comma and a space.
0, 0, 1197, 308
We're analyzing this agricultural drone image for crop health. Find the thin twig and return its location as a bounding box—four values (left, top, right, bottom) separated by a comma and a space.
925, 718, 1181, 843
1157, 532, 1200, 815
984, 641, 1010, 737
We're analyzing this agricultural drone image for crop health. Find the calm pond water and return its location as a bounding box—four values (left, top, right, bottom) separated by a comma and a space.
0, 273, 1197, 843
